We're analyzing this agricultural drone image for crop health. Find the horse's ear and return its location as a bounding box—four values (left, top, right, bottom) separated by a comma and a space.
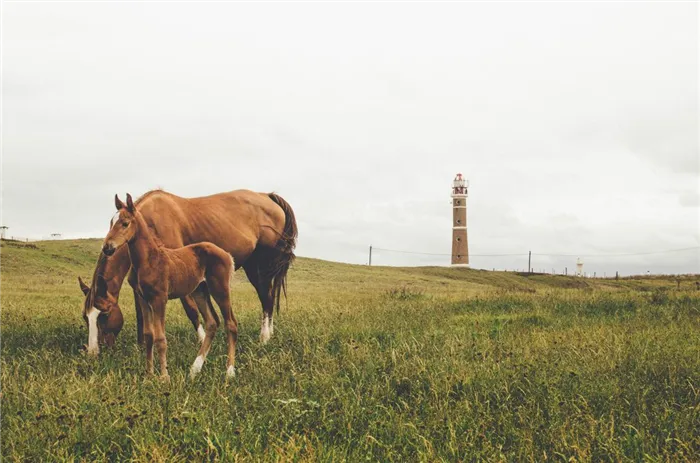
96, 275, 108, 296
115, 194, 125, 211
78, 276, 90, 295
126, 193, 135, 212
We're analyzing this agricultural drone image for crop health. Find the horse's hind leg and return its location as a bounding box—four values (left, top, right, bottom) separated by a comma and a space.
244, 260, 274, 344
189, 284, 219, 379
180, 294, 205, 343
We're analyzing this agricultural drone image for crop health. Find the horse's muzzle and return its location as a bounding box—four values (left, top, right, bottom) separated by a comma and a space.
102, 244, 115, 256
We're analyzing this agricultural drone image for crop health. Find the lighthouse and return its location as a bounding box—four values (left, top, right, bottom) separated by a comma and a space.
576, 257, 583, 277
451, 173, 469, 266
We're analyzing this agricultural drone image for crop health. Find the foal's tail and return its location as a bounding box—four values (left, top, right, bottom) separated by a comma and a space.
267, 193, 298, 315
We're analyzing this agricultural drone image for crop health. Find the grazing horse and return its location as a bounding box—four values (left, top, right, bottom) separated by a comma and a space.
103, 193, 237, 380
79, 263, 123, 353
79, 189, 297, 355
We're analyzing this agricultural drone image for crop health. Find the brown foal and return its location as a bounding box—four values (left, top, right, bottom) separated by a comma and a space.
104, 193, 238, 380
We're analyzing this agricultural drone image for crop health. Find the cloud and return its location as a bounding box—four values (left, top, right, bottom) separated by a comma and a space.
678, 192, 700, 208
2, 1, 698, 275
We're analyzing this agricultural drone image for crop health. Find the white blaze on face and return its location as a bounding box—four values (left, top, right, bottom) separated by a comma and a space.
109, 211, 119, 228
197, 325, 206, 343
190, 355, 205, 379
87, 307, 100, 356
260, 316, 271, 344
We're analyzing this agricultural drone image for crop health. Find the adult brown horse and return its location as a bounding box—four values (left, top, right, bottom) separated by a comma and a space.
79, 189, 297, 355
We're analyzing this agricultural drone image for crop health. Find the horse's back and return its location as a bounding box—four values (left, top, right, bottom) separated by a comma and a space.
137, 189, 285, 264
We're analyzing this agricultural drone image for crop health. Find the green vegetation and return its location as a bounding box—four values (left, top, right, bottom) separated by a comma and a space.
2, 239, 699, 461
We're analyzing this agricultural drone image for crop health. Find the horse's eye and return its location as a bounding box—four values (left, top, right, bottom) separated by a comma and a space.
122, 221, 128, 228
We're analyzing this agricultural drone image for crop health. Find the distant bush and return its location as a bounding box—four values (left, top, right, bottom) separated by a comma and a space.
1, 240, 39, 250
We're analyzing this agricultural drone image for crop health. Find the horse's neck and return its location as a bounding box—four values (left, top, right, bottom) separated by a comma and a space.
128, 213, 162, 272
101, 246, 131, 297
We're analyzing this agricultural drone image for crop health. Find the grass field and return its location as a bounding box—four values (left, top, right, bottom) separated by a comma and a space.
1, 238, 699, 461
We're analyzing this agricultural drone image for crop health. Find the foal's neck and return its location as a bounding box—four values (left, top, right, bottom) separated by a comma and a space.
127, 212, 163, 271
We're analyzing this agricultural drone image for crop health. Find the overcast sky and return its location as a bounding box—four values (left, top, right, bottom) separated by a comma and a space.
3, 2, 698, 276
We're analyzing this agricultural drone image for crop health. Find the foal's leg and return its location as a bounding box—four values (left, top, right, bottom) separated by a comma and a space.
189, 287, 219, 379
210, 281, 238, 380
180, 294, 205, 343
152, 295, 169, 381
141, 301, 155, 375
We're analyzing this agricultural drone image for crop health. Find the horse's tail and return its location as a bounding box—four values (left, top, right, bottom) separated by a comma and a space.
267, 193, 298, 315
229, 255, 236, 292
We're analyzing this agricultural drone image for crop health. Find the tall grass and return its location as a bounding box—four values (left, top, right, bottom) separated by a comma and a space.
1, 240, 699, 461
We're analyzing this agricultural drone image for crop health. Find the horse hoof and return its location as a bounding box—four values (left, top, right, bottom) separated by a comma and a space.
160, 374, 171, 383
226, 365, 236, 379
190, 355, 205, 379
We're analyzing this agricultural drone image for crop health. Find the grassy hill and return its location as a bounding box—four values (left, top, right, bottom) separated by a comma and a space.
2, 238, 694, 294
1, 239, 699, 461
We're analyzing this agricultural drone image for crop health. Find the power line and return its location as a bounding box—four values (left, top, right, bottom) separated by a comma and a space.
372, 247, 524, 257
532, 247, 700, 258
372, 246, 700, 258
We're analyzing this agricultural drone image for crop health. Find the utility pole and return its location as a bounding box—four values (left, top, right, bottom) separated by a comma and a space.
528, 251, 531, 274
369, 245, 372, 266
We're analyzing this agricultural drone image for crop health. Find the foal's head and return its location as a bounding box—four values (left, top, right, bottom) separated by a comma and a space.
103, 193, 138, 256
